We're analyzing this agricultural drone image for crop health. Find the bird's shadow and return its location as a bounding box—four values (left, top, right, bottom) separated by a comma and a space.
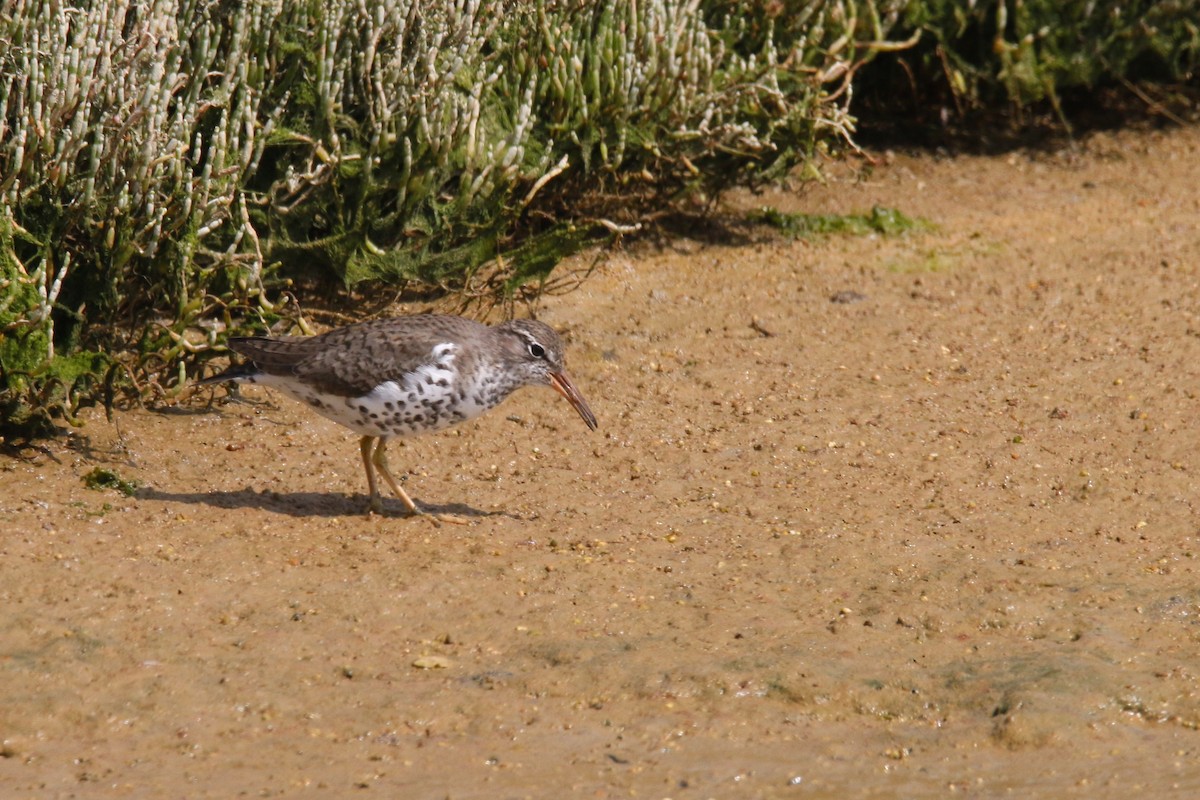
136, 486, 515, 521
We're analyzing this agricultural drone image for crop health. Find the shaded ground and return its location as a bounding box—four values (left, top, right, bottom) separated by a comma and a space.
3, 125, 1200, 798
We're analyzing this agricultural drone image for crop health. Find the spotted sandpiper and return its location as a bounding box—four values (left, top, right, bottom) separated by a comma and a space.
196, 314, 598, 518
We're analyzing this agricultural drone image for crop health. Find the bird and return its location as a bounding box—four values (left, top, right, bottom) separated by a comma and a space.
195, 314, 598, 520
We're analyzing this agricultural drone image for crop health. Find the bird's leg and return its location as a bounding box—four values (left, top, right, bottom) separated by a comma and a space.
370, 438, 421, 516
372, 438, 469, 525
359, 436, 385, 515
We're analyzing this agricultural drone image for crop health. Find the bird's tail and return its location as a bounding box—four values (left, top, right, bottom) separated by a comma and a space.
193, 362, 259, 387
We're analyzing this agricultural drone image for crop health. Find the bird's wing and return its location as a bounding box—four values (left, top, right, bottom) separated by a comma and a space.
224, 334, 316, 372
229, 316, 486, 396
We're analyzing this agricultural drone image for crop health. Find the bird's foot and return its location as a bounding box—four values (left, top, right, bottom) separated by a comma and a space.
404, 504, 472, 526
365, 497, 469, 526
423, 511, 471, 526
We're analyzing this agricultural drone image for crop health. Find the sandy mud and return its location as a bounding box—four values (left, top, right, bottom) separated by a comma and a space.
3, 125, 1200, 798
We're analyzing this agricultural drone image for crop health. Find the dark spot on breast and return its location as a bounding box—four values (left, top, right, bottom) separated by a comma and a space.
369, 412, 379, 419
358, 404, 369, 413
412, 414, 424, 423
436, 378, 450, 388
384, 401, 394, 411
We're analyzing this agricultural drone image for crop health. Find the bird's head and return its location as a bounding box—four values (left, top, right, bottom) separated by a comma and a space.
495, 319, 598, 431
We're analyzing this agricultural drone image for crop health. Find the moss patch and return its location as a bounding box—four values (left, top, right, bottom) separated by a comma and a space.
749, 205, 928, 239
82, 467, 141, 497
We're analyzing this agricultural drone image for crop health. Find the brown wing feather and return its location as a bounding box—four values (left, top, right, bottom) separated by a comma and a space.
224, 334, 320, 371
228, 315, 489, 396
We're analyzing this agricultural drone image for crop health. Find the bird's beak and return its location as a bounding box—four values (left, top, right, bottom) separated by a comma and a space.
549, 371, 598, 431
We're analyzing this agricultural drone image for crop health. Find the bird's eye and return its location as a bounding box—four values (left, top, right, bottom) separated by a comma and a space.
528, 342, 546, 359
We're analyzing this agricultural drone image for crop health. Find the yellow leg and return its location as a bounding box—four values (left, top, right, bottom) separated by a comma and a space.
370, 437, 421, 516
359, 436, 385, 514
366, 437, 469, 525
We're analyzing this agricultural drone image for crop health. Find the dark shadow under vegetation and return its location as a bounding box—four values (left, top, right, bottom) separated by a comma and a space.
853, 0, 1200, 152
855, 78, 1200, 153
